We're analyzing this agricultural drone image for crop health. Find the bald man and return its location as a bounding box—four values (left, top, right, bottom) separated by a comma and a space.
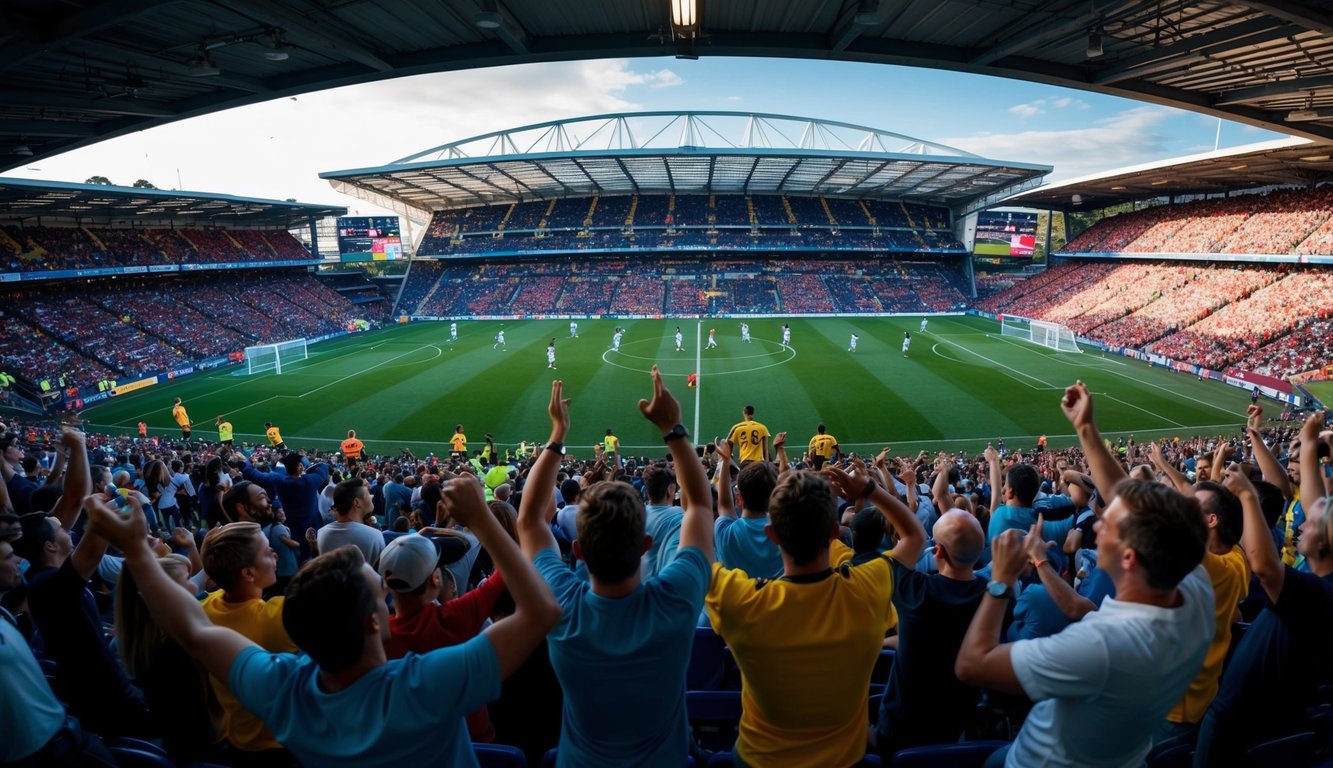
875, 510, 995, 757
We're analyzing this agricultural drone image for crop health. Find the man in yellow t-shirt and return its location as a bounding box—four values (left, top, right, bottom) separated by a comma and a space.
807, 422, 839, 469
706, 467, 926, 768
727, 405, 771, 465
264, 421, 285, 449
199, 523, 298, 758
1165, 482, 1250, 730
171, 397, 191, 439
603, 428, 620, 465
450, 424, 467, 458
216, 415, 234, 446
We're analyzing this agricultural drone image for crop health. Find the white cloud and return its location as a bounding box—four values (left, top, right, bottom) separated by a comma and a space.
943, 106, 1176, 181
1008, 95, 1090, 119
727, 95, 743, 102
9, 59, 685, 218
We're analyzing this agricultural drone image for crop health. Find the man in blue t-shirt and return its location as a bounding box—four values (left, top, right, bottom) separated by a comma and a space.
713, 447, 783, 578
85, 477, 560, 768
517, 372, 715, 767
641, 463, 685, 578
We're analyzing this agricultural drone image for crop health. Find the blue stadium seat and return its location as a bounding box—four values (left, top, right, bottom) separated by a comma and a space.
474, 743, 527, 768
688, 626, 727, 691
890, 740, 1011, 768
544, 748, 694, 766
1145, 741, 1194, 768
1243, 731, 1318, 766
708, 752, 879, 766
110, 738, 168, 757
869, 683, 887, 697
687, 690, 743, 752
871, 649, 896, 685
109, 747, 175, 768
869, 693, 883, 725
37, 657, 57, 675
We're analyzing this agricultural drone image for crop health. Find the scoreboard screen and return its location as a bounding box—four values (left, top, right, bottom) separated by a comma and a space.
337, 216, 402, 261
974, 210, 1038, 258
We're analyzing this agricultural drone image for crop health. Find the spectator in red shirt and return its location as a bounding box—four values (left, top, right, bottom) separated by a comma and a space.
378, 533, 508, 743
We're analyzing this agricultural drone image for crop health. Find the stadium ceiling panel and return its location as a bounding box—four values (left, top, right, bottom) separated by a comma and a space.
320, 112, 1051, 218
1007, 136, 1333, 210
0, 177, 345, 226
7, 1, 1333, 170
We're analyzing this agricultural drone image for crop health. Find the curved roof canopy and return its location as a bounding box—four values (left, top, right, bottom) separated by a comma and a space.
320, 111, 1051, 216
4, 1, 1333, 171
0, 176, 345, 226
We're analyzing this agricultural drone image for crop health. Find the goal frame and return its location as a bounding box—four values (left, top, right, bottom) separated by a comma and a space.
244, 338, 309, 375
999, 314, 1082, 353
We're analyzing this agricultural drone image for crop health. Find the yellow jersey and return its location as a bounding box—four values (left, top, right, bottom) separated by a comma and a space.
171, 404, 189, 427
808, 433, 838, 459
266, 426, 283, 446
450, 432, 467, 452
727, 420, 771, 463
201, 592, 297, 751
1167, 546, 1250, 724
604, 435, 620, 453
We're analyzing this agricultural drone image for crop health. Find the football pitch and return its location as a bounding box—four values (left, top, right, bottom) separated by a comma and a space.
79, 316, 1253, 458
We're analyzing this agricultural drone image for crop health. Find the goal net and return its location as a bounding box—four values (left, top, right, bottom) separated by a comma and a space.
244, 338, 309, 375
999, 315, 1082, 353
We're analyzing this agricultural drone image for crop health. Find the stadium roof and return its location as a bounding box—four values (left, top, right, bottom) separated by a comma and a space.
6, 1, 1333, 170
319, 111, 1052, 217
0, 176, 346, 226
1006, 136, 1333, 210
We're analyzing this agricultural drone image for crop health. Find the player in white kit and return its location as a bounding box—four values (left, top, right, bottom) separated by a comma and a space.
675, 326, 684, 352
902, 332, 911, 357
611, 328, 623, 352
919, 318, 928, 333
570, 321, 578, 338
740, 323, 751, 343
781, 323, 791, 348
547, 338, 557, 369
493, 330, 505, 350
849, 333, 859, 352
450, 322, 458, 342
706, 328, 717, 349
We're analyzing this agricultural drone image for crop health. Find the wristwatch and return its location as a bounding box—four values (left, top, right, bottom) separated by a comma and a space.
986, 580, 1014, 600
663, 424, 689, 443
543, 442, 566, 456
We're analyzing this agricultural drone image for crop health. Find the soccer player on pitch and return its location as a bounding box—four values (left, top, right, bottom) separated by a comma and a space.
902, 331, 911, 358
171, 397, 191, 439
675, 326, 684, 353
611, 327, 623, 352
450, 321, 458, 342
848, 333, 859, 353
781, 323, 791, 348
547, 338, 557, 370
494, 330, 506, 350
707, 328, 718, 349
740, 322, 752, 343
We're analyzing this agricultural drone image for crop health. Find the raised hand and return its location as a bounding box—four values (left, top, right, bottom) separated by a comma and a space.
713, 437, 732, 464
1300, 410, 1326, 442
441, 475, 488, 528
1060, 381, 1094, 430
773, 431, 787, 451
1222, 462, 1257, 500
990, 529, 1028, 586
85, 493, 146, 551
169, 527, 195, 550
983, 444, 999, 464
1024, 515, 1056, 564
823, 463, 870, 502
638, 365, 682, 432
1246, 404, 1263, 432
547, 380, 570, 436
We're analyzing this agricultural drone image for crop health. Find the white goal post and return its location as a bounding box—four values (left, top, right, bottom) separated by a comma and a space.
244, 338, 309, 375
1000, 315, 1082, 353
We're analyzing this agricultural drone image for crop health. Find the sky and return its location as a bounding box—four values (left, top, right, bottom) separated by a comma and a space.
8, 56, 1287, 218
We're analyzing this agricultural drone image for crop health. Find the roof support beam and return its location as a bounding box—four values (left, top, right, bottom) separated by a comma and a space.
235, 0, 394, 72
420, 170, 491, 206
0, 90, 176, 117
1215, 73, 1333, 105
969, 0, 1143, 67
1237, 2, 1333, 35
0, 120, 97, 138
611, 157, 640, 194
1090, 20, 1302, 85
0, 0, 180, 76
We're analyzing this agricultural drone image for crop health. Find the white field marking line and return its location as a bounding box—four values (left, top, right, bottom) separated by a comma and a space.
694, 321, 702, 439
986, 330, 1240, 418
1101, 393, 1186, 428
299, 343, 437, 398
989, 333, 1129, 368
930, 336, 1059, 389
601, 339, 796, 377
376, 345, 442, 369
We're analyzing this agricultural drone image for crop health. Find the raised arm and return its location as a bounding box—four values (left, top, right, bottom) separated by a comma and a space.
1245, 406, 1292, 498
516, 381, 566, 560
444, 477, 560, 678
45, 444, 67, 487
1224, 464, 1282, 603
1299, 412, 1326, 515
86, 495, 254, 683
51, 428, 90, 532
1149, 441, 1194, 497
714, 438, 735, 519
985, 444, 1002, 511
1061, 381, 1127, 503
932, 455, 953, 514
170, 526, 205, 576
773, 432, 789, 476
955, 528, 1023, 694
1026, 515, 1097, 620
639, 366, 713, 562
825, 459, 926, 567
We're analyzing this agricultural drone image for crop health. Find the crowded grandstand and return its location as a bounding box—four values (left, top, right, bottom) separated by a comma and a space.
4, 3, 1333, 768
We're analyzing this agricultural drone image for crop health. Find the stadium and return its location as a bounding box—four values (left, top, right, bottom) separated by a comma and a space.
1, 2, 1332, 768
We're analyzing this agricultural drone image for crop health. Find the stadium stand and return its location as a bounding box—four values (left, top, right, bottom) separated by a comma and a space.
0, 225, 316, 273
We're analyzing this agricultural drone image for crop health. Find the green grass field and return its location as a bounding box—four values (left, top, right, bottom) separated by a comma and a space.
78, 316, 1255, 458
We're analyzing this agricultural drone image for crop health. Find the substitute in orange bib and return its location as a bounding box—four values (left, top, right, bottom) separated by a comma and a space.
171, 398, 191, 439
341, 430, 365, 465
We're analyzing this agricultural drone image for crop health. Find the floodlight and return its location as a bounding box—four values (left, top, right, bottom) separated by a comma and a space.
671, 0, 699, 33
1086, 29, 1103, 58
